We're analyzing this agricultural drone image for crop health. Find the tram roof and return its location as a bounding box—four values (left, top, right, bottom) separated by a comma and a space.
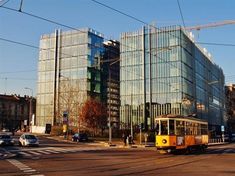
156, 114, 208, 124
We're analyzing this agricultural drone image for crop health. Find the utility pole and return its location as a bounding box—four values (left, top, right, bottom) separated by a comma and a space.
4, 77, 7, 94
130, 92, 133, 138
19, 0, 23, 12
25, 87, 33, 132
108, 67, 112, 144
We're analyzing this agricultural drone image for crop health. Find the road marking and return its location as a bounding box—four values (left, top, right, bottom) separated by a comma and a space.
53, 148, 69, 153
14, 146, 109, 158
37, 150, 51, 154
7, 159, 44, 176
28, 151, 42, 155
24, 169, 37, 172
20, 167, 31, 170
44, 150, 59, 153
18, 151, 32, 157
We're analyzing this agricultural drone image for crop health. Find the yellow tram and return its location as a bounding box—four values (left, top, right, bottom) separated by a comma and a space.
156, 114, 208, 153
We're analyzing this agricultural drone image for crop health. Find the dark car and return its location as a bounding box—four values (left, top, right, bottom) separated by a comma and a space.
0, 134, 14, 146
72, 133, 88, 142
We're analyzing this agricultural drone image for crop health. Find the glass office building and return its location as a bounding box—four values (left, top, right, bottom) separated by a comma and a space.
120, 25, 225, 134
36, 28, 104, 127
103, 40, 120, 128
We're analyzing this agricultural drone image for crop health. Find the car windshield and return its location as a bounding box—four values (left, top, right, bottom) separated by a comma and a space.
74, 133, 79, 137
25, 135, 37, 139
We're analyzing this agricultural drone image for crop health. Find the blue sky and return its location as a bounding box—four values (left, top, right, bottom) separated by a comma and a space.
0, 0, 235, 96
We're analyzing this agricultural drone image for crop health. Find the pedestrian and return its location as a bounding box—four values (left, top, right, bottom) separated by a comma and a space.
123, 133, 127, 146
126, 135, 129, 145
12, 128, 15, 136
129, 134, 133, 144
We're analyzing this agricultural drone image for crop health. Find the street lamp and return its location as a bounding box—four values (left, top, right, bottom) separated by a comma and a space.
25, 87, 33, 132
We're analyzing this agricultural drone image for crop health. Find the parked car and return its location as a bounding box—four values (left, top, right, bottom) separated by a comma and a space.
72, 133, 88, 142
0, 134, 14, 146
19, 134, 39, 147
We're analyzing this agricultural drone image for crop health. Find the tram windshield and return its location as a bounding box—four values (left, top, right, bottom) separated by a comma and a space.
161, 120, 168, 135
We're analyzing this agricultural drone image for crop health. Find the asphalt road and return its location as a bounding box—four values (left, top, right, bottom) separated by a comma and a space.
1, 135, 235, 176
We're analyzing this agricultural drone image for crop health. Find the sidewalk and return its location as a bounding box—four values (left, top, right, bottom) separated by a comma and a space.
42, 134, 229, 148
45, 135, 156, 149
208, 142, 229, 146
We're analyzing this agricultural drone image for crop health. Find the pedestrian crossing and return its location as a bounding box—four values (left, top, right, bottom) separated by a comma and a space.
11, 147, 107, 158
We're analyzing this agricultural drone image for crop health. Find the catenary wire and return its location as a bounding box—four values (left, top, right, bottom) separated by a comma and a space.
0, 0, 10, 7
176, 0, 186, 29
90, 0, 232, 86
0, 70, 36, 74
0, 3, 232, 84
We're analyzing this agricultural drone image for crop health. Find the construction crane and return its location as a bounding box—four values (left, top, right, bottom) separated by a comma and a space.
185, 20, 235, 31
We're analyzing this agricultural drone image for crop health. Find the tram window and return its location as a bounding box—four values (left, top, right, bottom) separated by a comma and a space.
156, 120, 160, 135
201, 124, 208, 135
197, 124, 201, 135
186, 122, 191, 135
192, 123, 198, 135
160, 120, 168, 135
169, 120, 175, 135
176, 121, 185, 136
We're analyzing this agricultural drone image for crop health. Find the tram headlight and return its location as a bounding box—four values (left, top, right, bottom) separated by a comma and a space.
162, 139, 167, 144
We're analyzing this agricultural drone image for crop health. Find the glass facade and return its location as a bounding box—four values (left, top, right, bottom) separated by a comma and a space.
36, 28, 104, 127
102, 40, 120, 128
120, 25, 225, 133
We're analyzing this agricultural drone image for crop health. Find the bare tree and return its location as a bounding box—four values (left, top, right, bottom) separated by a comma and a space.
56, 79, 84, 129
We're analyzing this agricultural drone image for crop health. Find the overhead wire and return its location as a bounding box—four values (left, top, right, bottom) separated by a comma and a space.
0, 5, 184, 82
0, 69, 36, 74
90, 0, 231, 90
176, 0, 186, 29
0, 1, 233, 105
0, 77, 36, 80
0, 2, 232, 86
0, 0, 10, 7
90, 1, 235, 47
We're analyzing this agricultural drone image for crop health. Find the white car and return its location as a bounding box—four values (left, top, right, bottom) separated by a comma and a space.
19, 134, 39, 147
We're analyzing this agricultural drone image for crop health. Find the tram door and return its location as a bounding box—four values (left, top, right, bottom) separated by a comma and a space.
176, 120, 185, 147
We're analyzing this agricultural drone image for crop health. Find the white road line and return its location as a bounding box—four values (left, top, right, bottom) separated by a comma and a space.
7, 159, 44, 176
18, 151, 32, 157
28, 151, 42, 155
23, 169, 37, 172
44, 150, 59, 154
37, 150, 51, 154
52, 148, 69, 152
20, 167, 31, 170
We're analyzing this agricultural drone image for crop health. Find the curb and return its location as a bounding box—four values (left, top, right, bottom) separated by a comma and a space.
46, 136, 157, 149
208, 142, 229, 146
